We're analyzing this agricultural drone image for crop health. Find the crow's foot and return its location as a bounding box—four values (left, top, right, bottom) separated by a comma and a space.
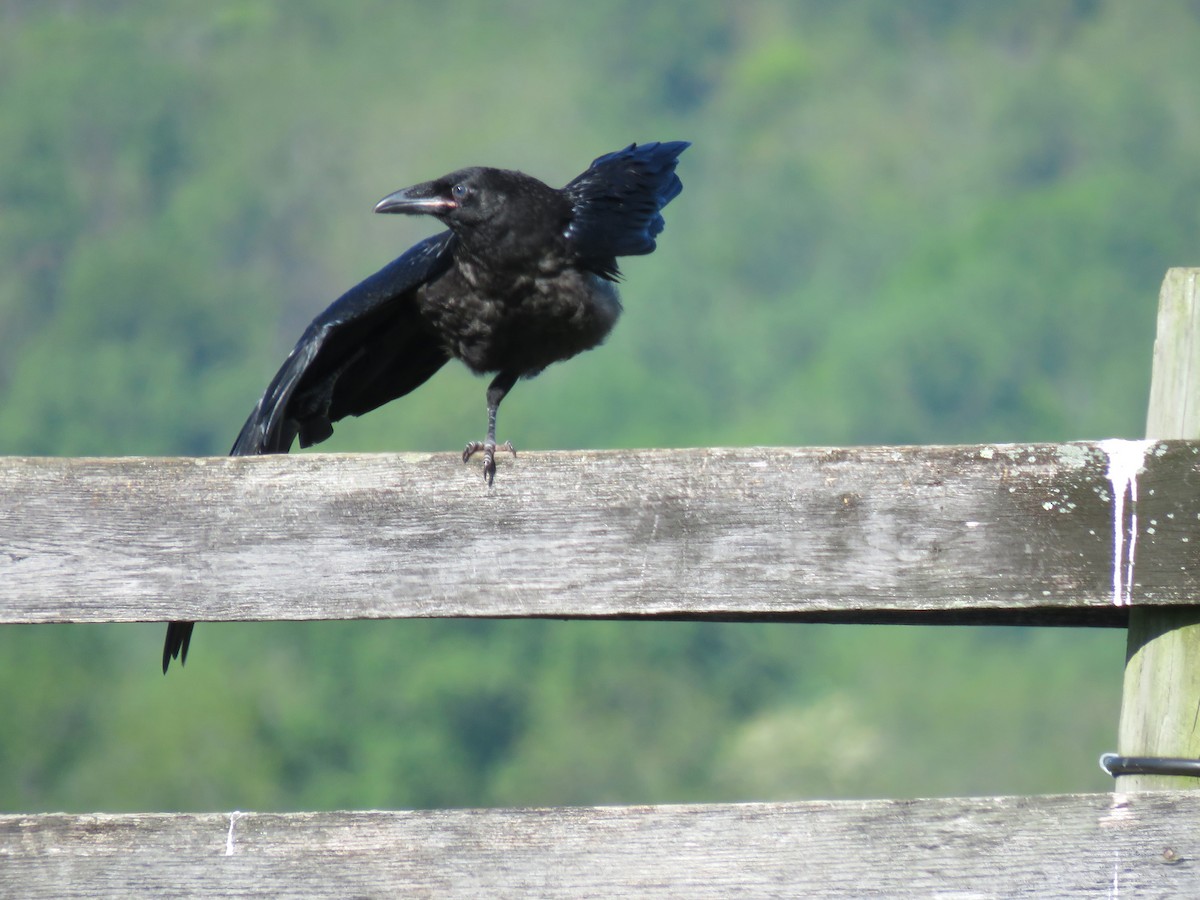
463, 440, 516, 485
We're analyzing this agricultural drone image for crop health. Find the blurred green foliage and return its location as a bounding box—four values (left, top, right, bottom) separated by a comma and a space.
3, 0, 1193, 811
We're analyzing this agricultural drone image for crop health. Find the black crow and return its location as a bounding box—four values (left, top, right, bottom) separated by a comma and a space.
163, 141, 689, 672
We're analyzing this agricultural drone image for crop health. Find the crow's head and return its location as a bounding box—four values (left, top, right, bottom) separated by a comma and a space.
375, 167, 569, 255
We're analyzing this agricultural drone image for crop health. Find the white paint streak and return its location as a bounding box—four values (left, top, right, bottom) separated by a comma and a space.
1100, 440, 1154, 606
226, 810, 244, 856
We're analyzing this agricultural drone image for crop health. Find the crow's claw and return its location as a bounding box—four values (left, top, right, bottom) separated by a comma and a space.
463, 440, 516, 485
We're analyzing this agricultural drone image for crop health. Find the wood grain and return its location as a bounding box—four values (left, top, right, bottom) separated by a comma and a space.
2, 793, 1197, 898
1118, 267, 1200, 790
2, 441, 1198, 627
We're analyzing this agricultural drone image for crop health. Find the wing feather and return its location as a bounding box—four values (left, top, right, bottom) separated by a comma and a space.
231, 231, 455, 455
563, 141, 689, 278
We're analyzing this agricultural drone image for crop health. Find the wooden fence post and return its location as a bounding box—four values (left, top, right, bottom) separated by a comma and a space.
1116, 268, 1200, 790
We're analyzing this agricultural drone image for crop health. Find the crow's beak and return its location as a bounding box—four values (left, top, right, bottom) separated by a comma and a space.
374, 183, 456, 215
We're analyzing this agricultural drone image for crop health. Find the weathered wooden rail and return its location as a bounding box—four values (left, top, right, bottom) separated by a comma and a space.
2, 441, 1197, 627
3, 270, 1200, 897
2, 793, 1198, 897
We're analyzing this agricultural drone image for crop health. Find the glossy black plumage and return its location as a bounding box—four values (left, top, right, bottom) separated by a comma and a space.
163, 141, 688, 672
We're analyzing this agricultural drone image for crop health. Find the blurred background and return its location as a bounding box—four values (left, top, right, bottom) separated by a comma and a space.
2, 0, 1195, 812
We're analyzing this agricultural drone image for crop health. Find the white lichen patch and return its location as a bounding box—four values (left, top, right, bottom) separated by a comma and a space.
1055, 442, 1093, 470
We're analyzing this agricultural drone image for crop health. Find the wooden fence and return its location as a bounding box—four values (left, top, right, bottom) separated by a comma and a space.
2, 270, 1200, 896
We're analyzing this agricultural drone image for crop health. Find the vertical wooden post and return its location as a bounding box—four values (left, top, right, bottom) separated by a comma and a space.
1116, 268, 1200, 790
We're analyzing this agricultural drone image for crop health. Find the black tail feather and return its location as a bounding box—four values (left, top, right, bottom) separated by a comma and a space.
162, 621, 194, 674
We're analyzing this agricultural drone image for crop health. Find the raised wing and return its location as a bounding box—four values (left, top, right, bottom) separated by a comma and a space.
231, 231, 456, 455
562, 141, 689, 279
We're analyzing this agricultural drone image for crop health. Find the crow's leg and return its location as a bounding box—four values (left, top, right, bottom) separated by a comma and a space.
463, 370, 519, 485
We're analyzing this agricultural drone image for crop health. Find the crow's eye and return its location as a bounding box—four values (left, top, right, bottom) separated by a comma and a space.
451, 183, 469, 201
